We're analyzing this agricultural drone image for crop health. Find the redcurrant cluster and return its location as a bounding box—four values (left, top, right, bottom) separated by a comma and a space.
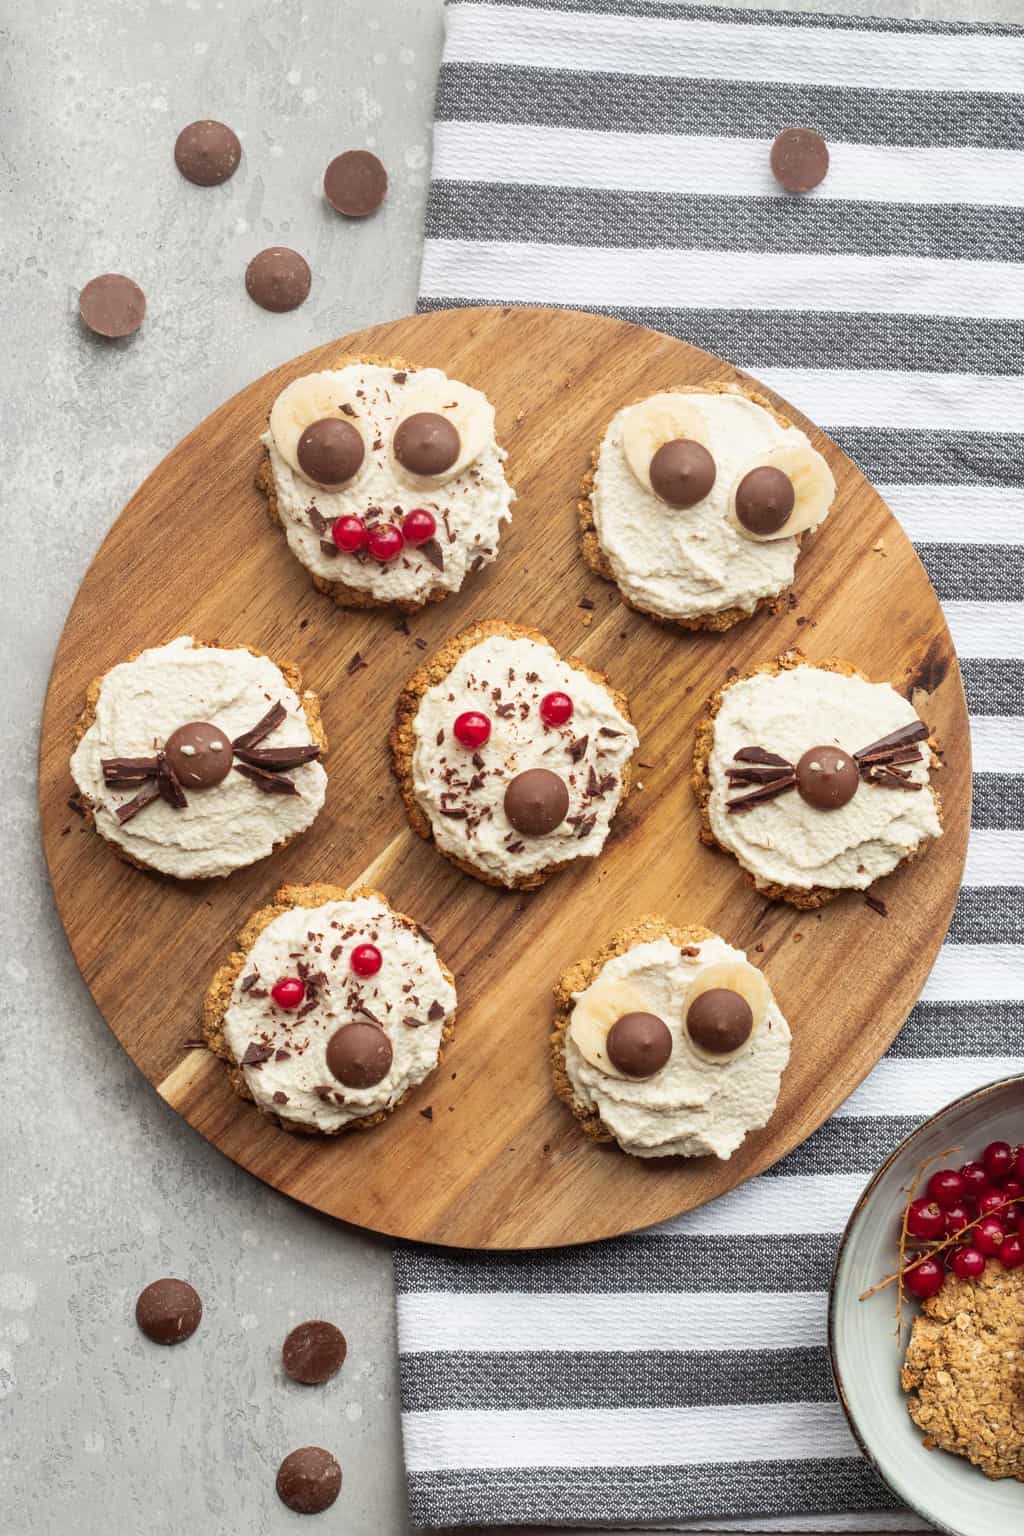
331, 507, 436, 562
451, 692, 575, 750
902, 1139, 1024, 1299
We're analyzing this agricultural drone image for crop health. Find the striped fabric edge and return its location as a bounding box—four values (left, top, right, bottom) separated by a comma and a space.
445, 0, 1022, 33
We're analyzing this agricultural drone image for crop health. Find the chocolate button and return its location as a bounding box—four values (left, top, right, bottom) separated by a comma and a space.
795, 744, 859, 810
687, 989, 753, 1055
164, 721, 232, 789
323, 149, 388, 217
174, 119, 241, 186
79, 274, 146, 338
276, 1447, 342, 1515
282, 1320, 347, 1385
135, 1278, 202, 1345
245, 247, 311, 312
649, 439, 716, 508
607, 1012, 673, 1078
735, 465, 795, 535
297, 417, 365, 486
770, 128, 830, 194
504, 768, 570, 836
326, 1022, 393, 1088
393, 412, 460, 477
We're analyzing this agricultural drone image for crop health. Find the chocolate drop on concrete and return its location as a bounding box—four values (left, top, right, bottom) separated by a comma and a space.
282, 1320, 347, 1385
79, 274, 146, 338
174, 119, 241, 186
770, 127, 830, 193
323, 149, 388, 216
135, 1278, 202, 1345
245, 247, 311, 312
276, 1447, 342, 1514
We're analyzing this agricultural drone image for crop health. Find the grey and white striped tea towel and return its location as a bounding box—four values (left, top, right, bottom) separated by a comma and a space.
394, 1, 1024, 1528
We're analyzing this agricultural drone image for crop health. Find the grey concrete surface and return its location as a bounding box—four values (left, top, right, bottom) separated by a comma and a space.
0, 1, 1017, 1533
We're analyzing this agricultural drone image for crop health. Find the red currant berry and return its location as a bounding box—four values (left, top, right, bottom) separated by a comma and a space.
974, 1216, 1006, 1256
539, 691, 574, 727
904, 1258, 945, 1300
1001, 1202, 1023, 1230
453, 711, 491, 750
959, 1161, 990, 1199
951, 1246, 986, 1280
982, 1139, 1013, 1183
943, 1201, 973, 1238
401, 508, 437, 546
999, 1233, 1024, 1269
978, 1190, 1008, 1217
350, 943, 382, 978
367, 523, 404, 562
1003, 1178, 1024, 1199
905, 1198, 945, 1241
271, 976, 306, 1009
927, 1169, 966, 1209
331, 514, 368, 553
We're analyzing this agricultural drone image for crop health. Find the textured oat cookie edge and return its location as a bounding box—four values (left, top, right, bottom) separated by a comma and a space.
70, 638, 327, 881
256, 351, 499, 614
389, 617, 637, 891
690, 650, 944, 911
577, 380, 801, 633
550, 914, 716, 1145
201, 881, 457, 1138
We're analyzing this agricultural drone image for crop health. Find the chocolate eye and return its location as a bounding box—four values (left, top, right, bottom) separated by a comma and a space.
734, 466, 795, 534
393, 411, 460, 476
606, 1012, 673, 1077
296, 417, 365, 486
649, 438, 716, 508
686, 988, 753, 1055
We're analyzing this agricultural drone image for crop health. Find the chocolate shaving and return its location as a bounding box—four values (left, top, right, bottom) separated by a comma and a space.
181, 1038, 206, 1050
420, 1106, 433, 1120
856, 744, 923, 770
307, 506, 329, 535
568, 735, 589, 762
865, 893, 889, 917
240, 972, 259, 992
863, 766, 922, 791
419, 538, 445, 572
272, 1091, 289, 1104
428, 1000, 445, 1022
734, 746, 792, 768
598, 727, 622, 738
726, 773, 798, 812
440, 806, 467, 818
436, 729, 445, 746
471, 752, 484, 770
680, 946, 701, 957
115, 781, 162, 824
242, 1041, 273, 1066
320, 538, 339, 558
340, 402, 356, 417
233, 701, 286, 751
67, 794, 87, 817
578, 595, 595, 610
586, 765, 602, 797
234, 762, 300, 795
314, 1085, 334, 1101
347, 652, 368, 675
156, 752, 188, 810
101, 755, 160, 785
854, 721, 928, 760
403, 1016, 428, 1028
275, 1048, 291, 1061
494, 702, 515, 718
393, 371, 407, 384
354, 1003, 383, 1026
233, 744, 321, 772
574, 814, 597, 838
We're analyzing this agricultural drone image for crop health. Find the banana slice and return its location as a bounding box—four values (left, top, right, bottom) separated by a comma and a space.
683, 961, 770, 1060
727, 440, 835, 542
269, 372, 367, 485
390, 377, 493, 486
621, 393, 710, 497
567, 978, 655, 1079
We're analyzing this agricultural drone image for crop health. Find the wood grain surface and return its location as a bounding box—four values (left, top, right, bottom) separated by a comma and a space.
39, 306, 970, 1249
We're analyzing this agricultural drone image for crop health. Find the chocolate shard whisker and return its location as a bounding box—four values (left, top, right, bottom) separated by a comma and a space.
115, 780, 161, 824
853, 721, 928, 760
233, 744, 321, 772
726, 764, 797, 785
101, 755, 160, 784
856, 744, 923, 770
156, 751, 188, 810
734, 746, 792, 768
726, 773, 797, 812
234, 762, 300, 795
232, 700, 287, 751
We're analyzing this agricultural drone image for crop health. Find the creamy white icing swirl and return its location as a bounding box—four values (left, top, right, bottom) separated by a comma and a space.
591, 391, 817, 621
410, 633, 638, 885
70, 636, 327, 879
221, 894, 456, 1132
565, 935, 791, 1159
263, 364, 513, 603
707, 664, 942, 893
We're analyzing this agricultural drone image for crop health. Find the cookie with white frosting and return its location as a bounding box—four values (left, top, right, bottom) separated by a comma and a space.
693, 652, 943, 909
579, 381, 836, 630
552, 916, 791, 1159
257, 355, 514, 611
203, 883, 457, 1135
391, 621, 639, 890
69, 636, 328, 880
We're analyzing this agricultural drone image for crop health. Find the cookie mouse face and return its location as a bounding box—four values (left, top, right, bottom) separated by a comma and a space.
261, 363, 514, 605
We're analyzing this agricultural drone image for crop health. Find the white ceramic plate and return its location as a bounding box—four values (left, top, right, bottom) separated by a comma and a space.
829, 1075, 1024, 1536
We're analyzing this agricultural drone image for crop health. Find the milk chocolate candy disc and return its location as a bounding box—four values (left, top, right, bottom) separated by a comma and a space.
276, 1447, 342, 1514
735, 466, 795, 535
174, 120, 241, 186
79, 274, 146, 338
504, 768, 570, 836
607, 1012, 673, 1078
687, 989, 753, 1055
770, 128, 830, 194
326, 1022, 393, 1088
795, 744, 859, 810
297, 417, 365, 486
164, 721, 232, 788
282, 1320, 347, 1385
393, 412, 460, 476
135, 1278, 202, 1345
323, 149, 388, 217
245, 247, 311, 312
649, 439, 716, 509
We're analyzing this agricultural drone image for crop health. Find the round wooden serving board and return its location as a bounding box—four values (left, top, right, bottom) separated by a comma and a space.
40, 306, 970, 1249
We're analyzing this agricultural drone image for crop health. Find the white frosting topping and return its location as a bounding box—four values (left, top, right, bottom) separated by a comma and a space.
70, 637, 327, 879
410, 634, 638, 885
221, 895, 456, 1132
591, 391, 813, 621
565, 935, 791, 1159
263, 364, 513, 603
707, 665, 942, 892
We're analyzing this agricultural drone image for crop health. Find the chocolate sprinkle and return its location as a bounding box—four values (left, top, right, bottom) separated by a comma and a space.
419, 538, 445, 572
242, 1041, 273, 1066
427, 1000, 445, 1022
320, 538, 339, 558
347, 652, 368, 675
307, 506, 330, 535
865, 893, 889, 917
272, 1091, 289, 1105
240, 973, 258, 992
